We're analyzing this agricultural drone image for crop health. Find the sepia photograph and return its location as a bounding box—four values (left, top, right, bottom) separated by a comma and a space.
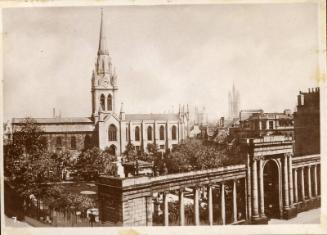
1, 0, 326, 234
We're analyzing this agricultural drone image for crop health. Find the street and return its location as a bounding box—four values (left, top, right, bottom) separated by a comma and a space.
269, 208, 320, 224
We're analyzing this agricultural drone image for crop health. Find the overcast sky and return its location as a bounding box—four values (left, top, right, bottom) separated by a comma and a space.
3, 3, 319, 121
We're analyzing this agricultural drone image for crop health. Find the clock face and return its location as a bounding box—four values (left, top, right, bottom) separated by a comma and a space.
101, 79, 110, 88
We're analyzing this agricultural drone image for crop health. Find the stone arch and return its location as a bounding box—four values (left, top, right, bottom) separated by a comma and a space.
108, 144, 116, 156
263, 158, 282, 218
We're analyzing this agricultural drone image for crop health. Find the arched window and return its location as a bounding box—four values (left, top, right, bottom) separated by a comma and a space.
147, 126, 152, 140
172, 125, 177, 140
71, 136, 76, 150
56, 136, 62, 146
135, 126, 140, 141
107, 94, 112, 111
108, 124, 117, 141
100, 94, 105, 111
159, 126, 165, 140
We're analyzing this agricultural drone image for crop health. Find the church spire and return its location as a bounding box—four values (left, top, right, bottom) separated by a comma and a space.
98, 9, 109, 55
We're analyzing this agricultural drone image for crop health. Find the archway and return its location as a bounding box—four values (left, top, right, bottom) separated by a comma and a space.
108, 144, 116, 156
263, 160, 280, 218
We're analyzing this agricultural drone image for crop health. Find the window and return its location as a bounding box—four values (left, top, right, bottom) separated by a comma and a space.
107, 94, 112, 111
160, 145, 165, 149
56, 136, 62, 147
135, 126, 140, 141
100, 94, 105, 111
136, 146, 140, 151
126, 127, 129, 141
172, 126, 177, 140
147, 126, 152, 140
71, 136, 76, 150
269, 121, 274, 130
159, 126, 165, 140
108, 124, 117, 141
262, 121, 267, 130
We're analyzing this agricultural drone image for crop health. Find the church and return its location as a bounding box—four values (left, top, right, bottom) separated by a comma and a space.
11, 11, 190, 156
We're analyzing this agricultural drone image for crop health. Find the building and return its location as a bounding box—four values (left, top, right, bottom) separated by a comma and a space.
229, 109, 294, 139
228, 83, 240, 119
10, 11, 189, 156
294, 88, 320, 156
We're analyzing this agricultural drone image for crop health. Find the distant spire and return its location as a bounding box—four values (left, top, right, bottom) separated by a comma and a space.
98, 8, 109, 55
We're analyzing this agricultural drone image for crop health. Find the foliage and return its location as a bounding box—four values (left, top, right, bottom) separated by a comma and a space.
75, 147, 118, 179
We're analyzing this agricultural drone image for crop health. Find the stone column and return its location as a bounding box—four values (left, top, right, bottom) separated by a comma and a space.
233, 180, 238, 223
313, 165, 318, 197
207, 185, 213, 226
179, 188, 185, 226
252, 159, 259, 218
220, 182, 226, 225
194, 187, 200, 226
283, 155, 290, 209
294, 169, 298, 203
246, 154, 252, 219
307, 166, 312, 199
300, 167, 305, 201
288, 155, 294, 206
163, 192, 169, 226
146, 196, 153, 226
259, 158, 265, 216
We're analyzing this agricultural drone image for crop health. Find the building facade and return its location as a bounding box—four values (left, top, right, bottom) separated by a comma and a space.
11, 11, 189, 156
294, 88, 320, 156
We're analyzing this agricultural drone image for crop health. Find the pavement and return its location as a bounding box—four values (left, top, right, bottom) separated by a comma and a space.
269, 208, 320, 224
4, 216, 32, 227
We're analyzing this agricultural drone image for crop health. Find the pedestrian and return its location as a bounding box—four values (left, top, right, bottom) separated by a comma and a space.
89, 211, 95, 227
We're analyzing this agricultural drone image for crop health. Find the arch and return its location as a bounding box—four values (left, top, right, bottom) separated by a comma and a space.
108, 144, 116, 156
71, 136, 77, 150
108, 124, 117, 141
159, 125, 165, 140
100, 94, 105, 111
135, 126, 140, 141
147, 126, 152, 140
263, 159, 281, 218
172, 125, 177, 140
107, 94, 112, 111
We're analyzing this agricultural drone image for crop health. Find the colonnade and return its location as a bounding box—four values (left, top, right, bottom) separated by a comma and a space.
293, 164, 320, 203
155, 179, 245, 226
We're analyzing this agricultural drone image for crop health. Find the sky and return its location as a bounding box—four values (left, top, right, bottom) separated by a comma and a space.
3, 3, 320, 121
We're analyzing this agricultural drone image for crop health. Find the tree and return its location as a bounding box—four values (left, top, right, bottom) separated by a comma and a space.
5, 118, 64, 212
75, 147, 118, 180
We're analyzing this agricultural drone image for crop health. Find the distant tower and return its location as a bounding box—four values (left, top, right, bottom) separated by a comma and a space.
228, 82, 240, 119
92, 9, 118, 121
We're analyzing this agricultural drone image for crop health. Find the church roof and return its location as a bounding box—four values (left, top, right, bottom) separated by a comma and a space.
12, 117, 93, 124
12, 117, 95, 133
125, 113, 179, 121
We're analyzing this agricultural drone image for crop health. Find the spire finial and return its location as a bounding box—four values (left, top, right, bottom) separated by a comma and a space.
98, 8, 109, 55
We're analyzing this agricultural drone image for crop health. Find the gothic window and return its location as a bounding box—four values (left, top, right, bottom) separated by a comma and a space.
107, 94, 112, 111
160, 126, 165, 140
172, 125, 177, 140
56, 136, 62, 147
135, 126, 140, 141
71, 136, 76, 150
108, 124, 117, 141
100, 94, 105, 111
147, 126, 152, 140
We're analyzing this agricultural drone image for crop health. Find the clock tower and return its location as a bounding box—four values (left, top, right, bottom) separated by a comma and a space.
91, 9, 118, 121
